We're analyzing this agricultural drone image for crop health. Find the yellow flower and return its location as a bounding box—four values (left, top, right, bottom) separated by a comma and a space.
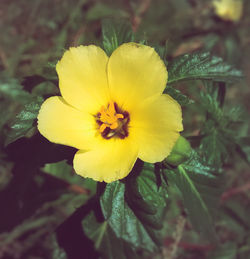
212, 0, 243, 22
37, 43, 183, 183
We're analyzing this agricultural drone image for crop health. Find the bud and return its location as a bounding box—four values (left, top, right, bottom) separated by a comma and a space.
165, 136, 191, 166
212, 0, 243, 22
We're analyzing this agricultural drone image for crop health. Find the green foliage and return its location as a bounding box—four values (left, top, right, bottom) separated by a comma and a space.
82, 212, 139, 259
0, 75, 31, 104
167, 52, 243, 85
102, 19, 134, 56
0, 74, 33, 138
165, 150, 223, 243
164, 86, 194, 106
0, 2, 249, 258
100, 163, 168, 252
5, 96, 43, 146
198, 83, 247, 167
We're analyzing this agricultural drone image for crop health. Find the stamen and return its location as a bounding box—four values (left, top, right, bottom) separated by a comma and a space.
110, 122, 118, 129
98, 101, 124, 132
96, 101, 129, 139
99, 123, 107, 133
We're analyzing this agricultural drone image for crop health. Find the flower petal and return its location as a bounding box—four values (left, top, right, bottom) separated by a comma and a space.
56, 45, 110, 113
130, 94, 183, 163
107, 43, 167, 110
73, 138, 138, 183
37, 96, 98, 150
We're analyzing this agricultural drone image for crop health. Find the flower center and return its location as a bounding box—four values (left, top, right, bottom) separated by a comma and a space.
96, 101, 129, 139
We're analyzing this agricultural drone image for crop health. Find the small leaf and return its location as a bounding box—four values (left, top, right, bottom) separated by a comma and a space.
200, 130, 229, 167
165, 86, 194, 106
0, 75, 31, 104
102, 19, 134, 56
168, 52, 243, 85
5, 96, 44, 146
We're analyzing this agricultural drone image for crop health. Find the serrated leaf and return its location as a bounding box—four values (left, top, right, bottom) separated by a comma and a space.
168, 52, 243, 85
200, 131, 229, 167
82, 212, 140, 259
0, 75, 31, 104
102, 19, 134, 56
5, 96, 43, 146
164, 86, 194, 106
100, 181, 156, 252
181, 150, 220, 179
181, 151, 224, 213
100, 164, 168, 252
199, 89, 245, 167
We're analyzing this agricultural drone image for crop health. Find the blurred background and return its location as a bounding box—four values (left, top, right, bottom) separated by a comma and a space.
0, 0, 250, 258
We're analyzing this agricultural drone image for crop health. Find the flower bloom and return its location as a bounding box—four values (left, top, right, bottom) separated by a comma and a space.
212, 0, 243, 22
38, 43, 183, 183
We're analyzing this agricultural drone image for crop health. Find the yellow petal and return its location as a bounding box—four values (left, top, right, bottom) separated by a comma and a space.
56, 45, 110, 113
107, 43, 167, 111
73, 138, 138, 183
130, 94, 183, 163
37, 96, 98, 150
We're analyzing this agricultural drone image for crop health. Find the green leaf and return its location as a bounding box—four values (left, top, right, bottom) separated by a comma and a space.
0, 74, 31, 104
180, 150, 220, 178
100, 181, 156, 252
102, 19, 134, 56
82, 212, 140, 259
166, 165, 217, 243
5, 96, 43, 146
199, 89, 245, 167
165, 151, 224, 242
164, 86, 194, 106
180, 151, 224, 216
100, 164, 168, 252
167, 52, 243, 85
200, 130, 229, 167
